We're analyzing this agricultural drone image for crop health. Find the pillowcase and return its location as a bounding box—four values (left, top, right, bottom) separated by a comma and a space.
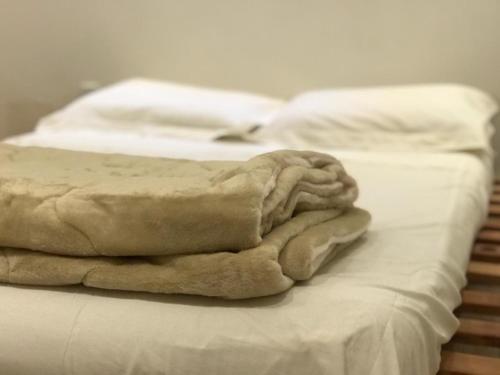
259, 84, 498, 153
38, 79, 285, 139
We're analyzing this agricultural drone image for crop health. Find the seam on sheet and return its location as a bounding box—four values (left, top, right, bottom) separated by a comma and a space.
366, 294, 400, 375
61, 299, 90, 375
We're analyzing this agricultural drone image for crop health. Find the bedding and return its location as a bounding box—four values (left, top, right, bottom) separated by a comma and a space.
0, 144, 369, 299
258, 84, 498, 153
1, 128, 493, 375
0, 208, 369, 299
37, 79, 284, 139
0, 145, 359, 256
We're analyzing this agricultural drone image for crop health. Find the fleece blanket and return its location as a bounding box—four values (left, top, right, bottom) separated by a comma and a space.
0, 144, 370, 298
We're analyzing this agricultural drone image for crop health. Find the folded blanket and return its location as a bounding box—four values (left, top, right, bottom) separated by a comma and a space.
0, 144, 370, 298
0, 208, 369, 298
0, 144, 358, 256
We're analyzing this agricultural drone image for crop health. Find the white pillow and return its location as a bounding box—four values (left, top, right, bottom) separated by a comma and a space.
260, 84, 498, 152
38, 79, 285, 139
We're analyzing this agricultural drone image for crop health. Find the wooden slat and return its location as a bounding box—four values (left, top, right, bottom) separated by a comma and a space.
472, 243, 500, 262
477, 229, 500, 243
489, 204, 500, 216
467, 261, 500, 284
452, 318, 500, 347
441, 189, 500, 375
483, 217, 500, 230
439, 351, 500, 375
459, 289, 500, 315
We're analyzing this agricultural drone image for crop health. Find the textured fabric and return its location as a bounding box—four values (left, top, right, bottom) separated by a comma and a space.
0, 144, 358, 256
0, 208, 370, 299
0, 130, 493, 375
0, 144, 368, 298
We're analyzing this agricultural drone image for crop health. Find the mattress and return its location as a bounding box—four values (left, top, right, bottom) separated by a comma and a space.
0, 128, 493, 375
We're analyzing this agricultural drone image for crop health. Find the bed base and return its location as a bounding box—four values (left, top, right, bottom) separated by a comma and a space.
438, 182, 500, 374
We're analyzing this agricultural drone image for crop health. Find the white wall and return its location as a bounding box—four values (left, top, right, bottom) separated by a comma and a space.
1, 0, 499, 151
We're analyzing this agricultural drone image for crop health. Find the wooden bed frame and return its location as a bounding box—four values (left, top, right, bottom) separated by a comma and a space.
438, 181, 500, 375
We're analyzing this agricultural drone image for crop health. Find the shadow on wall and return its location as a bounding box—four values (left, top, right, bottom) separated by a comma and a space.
1, 100, 55, 139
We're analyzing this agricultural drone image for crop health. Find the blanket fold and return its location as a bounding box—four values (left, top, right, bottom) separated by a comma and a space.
0, 144, 370, 298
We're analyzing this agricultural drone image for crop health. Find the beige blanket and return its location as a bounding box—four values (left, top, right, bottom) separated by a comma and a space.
0, 144, 370, 298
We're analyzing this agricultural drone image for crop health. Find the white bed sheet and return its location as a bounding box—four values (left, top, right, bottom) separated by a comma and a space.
0, 128, 492, 375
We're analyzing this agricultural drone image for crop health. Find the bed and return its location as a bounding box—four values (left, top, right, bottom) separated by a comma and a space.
0, 81, 497, 375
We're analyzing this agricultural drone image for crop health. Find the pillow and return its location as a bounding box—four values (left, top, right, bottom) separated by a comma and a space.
38, 79, 285, 139
259, 84, 498, 152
